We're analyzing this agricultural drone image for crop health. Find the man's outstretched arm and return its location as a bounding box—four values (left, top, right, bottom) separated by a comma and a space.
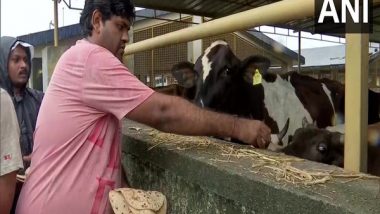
126, 92, 271, 148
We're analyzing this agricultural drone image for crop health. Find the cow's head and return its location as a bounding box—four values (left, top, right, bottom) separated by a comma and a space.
194, 41, 266, 120
194, 41, 241, 108
283, 124, 344, 167
171, 61, 198, 89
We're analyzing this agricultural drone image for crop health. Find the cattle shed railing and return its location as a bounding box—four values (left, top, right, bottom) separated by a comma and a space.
121, 120, 380, 213
123, 0, 370, 174
123, 0, 314, 55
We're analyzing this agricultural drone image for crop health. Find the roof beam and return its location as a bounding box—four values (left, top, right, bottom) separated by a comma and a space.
124, 0, 314, 55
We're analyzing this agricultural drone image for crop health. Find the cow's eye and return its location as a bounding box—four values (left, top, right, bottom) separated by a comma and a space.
317, 143, 328, 154
221, 68, 230, 77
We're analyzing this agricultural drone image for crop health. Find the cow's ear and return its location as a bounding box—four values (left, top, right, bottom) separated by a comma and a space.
239, 63, 254, 84
193, 57, 203, 78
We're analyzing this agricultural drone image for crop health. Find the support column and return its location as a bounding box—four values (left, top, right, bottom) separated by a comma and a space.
188, 16, 203, 63
54, 0, 59, 47
0, 0, 2, 37
344, 33, 369, 173
298, 31, 301, 72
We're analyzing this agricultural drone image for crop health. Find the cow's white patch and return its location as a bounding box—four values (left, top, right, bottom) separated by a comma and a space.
321, 83, 338, 125
262, 76, 313, 146
202, 41, 228, 81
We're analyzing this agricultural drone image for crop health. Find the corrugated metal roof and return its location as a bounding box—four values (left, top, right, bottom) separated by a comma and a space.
243, 29, 305, 63
17, 9, 171, 46
18, 24, 82, 46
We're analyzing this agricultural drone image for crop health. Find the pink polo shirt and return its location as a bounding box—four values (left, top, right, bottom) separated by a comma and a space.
16, 40, 154, 214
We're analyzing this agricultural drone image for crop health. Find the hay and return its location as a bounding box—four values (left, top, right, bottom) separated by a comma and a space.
134, 128, 380, 186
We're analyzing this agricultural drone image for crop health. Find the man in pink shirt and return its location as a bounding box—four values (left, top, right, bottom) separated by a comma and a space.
16, 0, 271, 213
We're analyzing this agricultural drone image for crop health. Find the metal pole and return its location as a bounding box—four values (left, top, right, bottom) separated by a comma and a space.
345, 33, 369, 173
54, 0, 59, 47
298, 31, 301, 72
0, 0, 1, 37
376, 59, 379, 87
124, 0, 314, 55
151, 27, 154, 87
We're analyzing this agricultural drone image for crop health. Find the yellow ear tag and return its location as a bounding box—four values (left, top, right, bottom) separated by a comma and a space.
253, 69, 262, 85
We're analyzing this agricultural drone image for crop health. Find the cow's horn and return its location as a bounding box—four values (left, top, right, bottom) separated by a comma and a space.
271, 118, 290, 144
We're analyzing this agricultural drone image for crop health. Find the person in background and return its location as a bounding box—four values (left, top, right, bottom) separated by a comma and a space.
0, 36, 44, 213
0, 36, 44, 169
0, 88, 24, 214
16, 0, 272, 213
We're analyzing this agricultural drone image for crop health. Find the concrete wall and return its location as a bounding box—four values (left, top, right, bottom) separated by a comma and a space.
42, 45, 70, 91
121, 120, 380, 214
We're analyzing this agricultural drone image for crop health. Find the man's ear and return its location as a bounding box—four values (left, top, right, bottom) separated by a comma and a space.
91, 9, 103, 34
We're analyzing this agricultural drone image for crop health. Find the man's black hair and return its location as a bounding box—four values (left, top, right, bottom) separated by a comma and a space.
80, 0, 136, 37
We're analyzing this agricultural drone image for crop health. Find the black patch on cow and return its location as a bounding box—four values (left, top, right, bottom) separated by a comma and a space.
367, 146, 380, 176
263, 107, 279, 134
262, 73, 277, 82
287, 72, 335, 128
319, 78, 345, 123
368, 89, 380, 124
320, 78, 380, 125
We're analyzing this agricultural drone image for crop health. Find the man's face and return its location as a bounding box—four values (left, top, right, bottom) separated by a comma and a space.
99, 15, 131, 60
8, 45, 29, 88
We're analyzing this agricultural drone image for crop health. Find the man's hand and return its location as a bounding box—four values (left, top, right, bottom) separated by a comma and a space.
234, 118, 271, 148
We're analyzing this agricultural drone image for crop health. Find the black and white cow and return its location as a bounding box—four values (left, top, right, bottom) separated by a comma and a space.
193, 40, 380, 149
